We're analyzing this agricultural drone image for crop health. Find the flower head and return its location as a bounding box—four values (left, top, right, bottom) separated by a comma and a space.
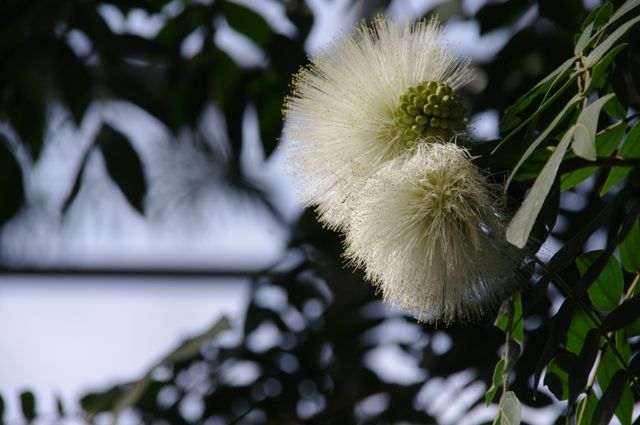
283, 17, 474, 231
345, 143, 521, 324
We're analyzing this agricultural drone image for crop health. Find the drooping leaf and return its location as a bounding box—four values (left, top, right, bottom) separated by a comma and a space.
576, 251, 624, 311
600, 120, 640, 196
493, 391, 521, 425
20, 390, 36, 421
619, 217, 640, 272
571, 94, 615, 160
507, 126, 576, 248
97, 125, 147, 214
0, 138, 25, 225
586, 14, 640, 66
486, 357, 506, 405
560, 122, 625, 190
592, 370, 628, 425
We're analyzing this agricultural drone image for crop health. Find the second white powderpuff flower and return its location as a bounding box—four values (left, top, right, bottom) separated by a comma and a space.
283, 17, 474, 231
345, 143, 521, 324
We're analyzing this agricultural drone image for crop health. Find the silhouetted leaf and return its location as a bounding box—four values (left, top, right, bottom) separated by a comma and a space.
534, 300, 574, 390
222, 1, 270, 47
568, 329, 600, 407
601, 295, 640, 332
619, 217, 640, 272
98, 125, 147, 214
600, 120, 640, 196
592, 370, 628, 425
0, 393, 4, 422
598, 342, 633, 425
576, 251, 623, 311
20, 390, 36, 421
0, 139, 24, 225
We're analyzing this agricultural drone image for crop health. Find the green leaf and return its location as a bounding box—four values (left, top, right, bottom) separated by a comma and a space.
495, 294, 524, 343
0, 139, 25, 226
493, 391, 521, 425
534, 301, 574, 390
575, 22, 594, 54
566, 309, 593, 355
592, 371, 628, 425
20, 391, 36, 421
507, 126, 576, 248
601, 295, 640, 332
619, 217, 640, 272
568, 329, 600, 407
560, 123, 625, 190
572, 94, 615, 160
586, 14, 640, 66
581, 2, 613, 31
545, 352, 574, 400
500, 58, 575, 132
576, 392, 598, 425
598, 343, 633, 425
222, 1, 271, 47
576, 251, 624, 311
98, 125, 147, 214
486, 357, 506, 405
610, 0, 640, 25
586, 43, 627, 91
600, 120, 640, 196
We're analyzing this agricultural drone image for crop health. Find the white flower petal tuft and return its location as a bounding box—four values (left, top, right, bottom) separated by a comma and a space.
345, 143, 522, 324
283, 17, 474, 231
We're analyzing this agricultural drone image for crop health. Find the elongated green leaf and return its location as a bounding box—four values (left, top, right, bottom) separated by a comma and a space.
486, 358, 506, 405
576, 251, 624, 311
586, 15, 640, 66
576, 392, 598, 425
575, 22, 594, 54
560, 123, 625, 190
619, 218, 640, 272
572, 94, 615, 160
598, 344, 633, 425
98, 125, 147, 214
507, 126, 576, 248
568, 329, 600, 407
587, 44, 627, 91
493, 391, 521, 425
600, 120, 640, 196
582, 2, 613, 31
534, 300, 574, 390
610, 0, 640, 25
566, 309, 594, 354
495, 294, 524, 344
592, 371, 628, 425
601, 295, 640, 332
500, 58, 575, 132
222, 1, 271, 47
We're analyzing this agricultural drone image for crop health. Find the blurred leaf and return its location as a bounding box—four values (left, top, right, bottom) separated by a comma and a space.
586, 14, 640, 66
507, 126, 576, 248
534, 300, 574, 390
619, 217, 640, 272
0, 139, 24, 225
55, 395, 65, 417
62, 147, 92, 215
576, 251, 623, 311
98, 125, 147, 214
493, 391, 521, 425
592, 370, 628, 425
576, 392, 598, 425
486, 357, 505, 406
572, 94, 615, 160
476, 0, 530, 34
500, 58, 574, 133
20, 390, 36, 421
568, 329, 600, 407
566, 309, 593, 354
0, 393, 4, 422
560, 123, 625, 190
222, 1, 270, 47
539, 0, 583, 30
601, 294, 640, 332
600, 120, 640, 196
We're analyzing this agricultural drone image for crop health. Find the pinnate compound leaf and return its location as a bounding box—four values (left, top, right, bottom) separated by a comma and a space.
98, 125, 147, 214
576, 251, 624, 311
493, 391, 521, 425
572, 94, 615, 160
507, 126, 576, 248
592, 371, 628, 425
586, 14, 640, 66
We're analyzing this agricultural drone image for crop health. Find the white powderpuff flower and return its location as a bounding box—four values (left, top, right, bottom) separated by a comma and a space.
345, 143, 521, 324
283, 17, 474, 231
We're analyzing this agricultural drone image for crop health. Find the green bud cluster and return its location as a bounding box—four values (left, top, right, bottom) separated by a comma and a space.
393, 81, 467, 146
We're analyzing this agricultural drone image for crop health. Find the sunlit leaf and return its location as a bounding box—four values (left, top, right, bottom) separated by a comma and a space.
507, 126, 576, 248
